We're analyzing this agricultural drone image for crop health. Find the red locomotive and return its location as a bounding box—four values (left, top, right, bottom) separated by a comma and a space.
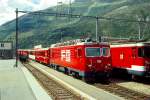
50, 39, 111, 81
18, 39, 112, 82
111, 42, 150, 78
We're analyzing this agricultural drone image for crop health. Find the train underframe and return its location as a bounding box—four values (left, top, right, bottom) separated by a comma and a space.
19, 57, 110, 82
19, 55, 28, 62
50, 64, 110, 83
112, 67, 150, 80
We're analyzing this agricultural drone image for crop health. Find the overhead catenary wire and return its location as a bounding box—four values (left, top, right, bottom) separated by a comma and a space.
18, 10, 150, 23
17, 10, 150, 43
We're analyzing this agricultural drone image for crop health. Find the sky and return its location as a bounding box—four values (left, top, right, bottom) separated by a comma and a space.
0, 0, 74, 25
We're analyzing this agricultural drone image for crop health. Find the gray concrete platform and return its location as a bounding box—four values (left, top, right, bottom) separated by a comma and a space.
0, 59, 51, 100
30, 60, 124, 100
118, 82, 150, 95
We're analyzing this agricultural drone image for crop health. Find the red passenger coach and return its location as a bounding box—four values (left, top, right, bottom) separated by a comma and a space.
111, 42, 150, 78
18, 49, 29, 62
35, 48, 50, 65
50, 39, 111, 81
18, 49, 28, 57
28, 49, 36, 60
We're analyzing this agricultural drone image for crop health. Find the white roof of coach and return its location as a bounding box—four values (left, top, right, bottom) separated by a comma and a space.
110, 42, 150, 48
35, 48, 49, 51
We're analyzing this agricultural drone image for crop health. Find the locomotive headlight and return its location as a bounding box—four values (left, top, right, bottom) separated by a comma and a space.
97, 60, 101, 63
145, 61, 150, 70
88, 64, 92, 68
107, 63, 111, 66
145, 61, 150, 65
105, 65, 108, 69
105, 64, 112, 71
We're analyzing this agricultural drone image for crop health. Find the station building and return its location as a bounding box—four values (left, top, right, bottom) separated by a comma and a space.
0, 41, 13, 59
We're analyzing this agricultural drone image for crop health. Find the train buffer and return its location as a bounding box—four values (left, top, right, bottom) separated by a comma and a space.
0, 59, 51, 100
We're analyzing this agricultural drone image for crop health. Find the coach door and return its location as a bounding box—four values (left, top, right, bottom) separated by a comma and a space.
77, 48, 82, 58
77, 48, 83, 63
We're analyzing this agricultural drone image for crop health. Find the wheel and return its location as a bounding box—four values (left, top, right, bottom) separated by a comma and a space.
64, 68, 69, 75
74, 72, 80, 79
131, 75, 139, 81
55, 66, 59, 71
82, 77, 94, 84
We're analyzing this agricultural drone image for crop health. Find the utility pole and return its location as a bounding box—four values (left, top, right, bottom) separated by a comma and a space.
58, 1, 63, 13
56, 1, 63, 20
68, 0, 72, 15
96, 16, 99, 42
67, 0, 72, 21
15, 8, 18, 67
138, 21, 141, 40
61, 30, 63, 43
56, 0, 58, 19
136, 15, 141, 40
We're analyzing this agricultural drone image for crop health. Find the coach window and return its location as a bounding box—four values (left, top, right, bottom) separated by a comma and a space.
77, 48, 82, 57
102, 47, 110, 57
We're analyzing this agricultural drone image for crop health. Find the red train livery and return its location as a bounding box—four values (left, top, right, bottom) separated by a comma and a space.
28, 50, 36, 60
18, 49, 29, 62
50, 40, 111, 81
18, 39, 111, 82
35, 48, 50, 64
111, 42, 150, 78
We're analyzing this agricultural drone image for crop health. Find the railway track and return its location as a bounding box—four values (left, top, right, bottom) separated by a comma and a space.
23, 62, 150, 100
23, 63, 81, 100
94, 82, 150, 100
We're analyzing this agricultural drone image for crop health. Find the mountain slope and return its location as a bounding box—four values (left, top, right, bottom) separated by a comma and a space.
0, 0, 150, 48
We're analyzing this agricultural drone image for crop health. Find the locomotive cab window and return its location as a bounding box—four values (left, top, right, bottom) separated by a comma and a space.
86, 47, 100, 57
138, 48, 144, 57
144, 47, 150, 58
102, 47, 110, 57
139, 47, 150, 58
